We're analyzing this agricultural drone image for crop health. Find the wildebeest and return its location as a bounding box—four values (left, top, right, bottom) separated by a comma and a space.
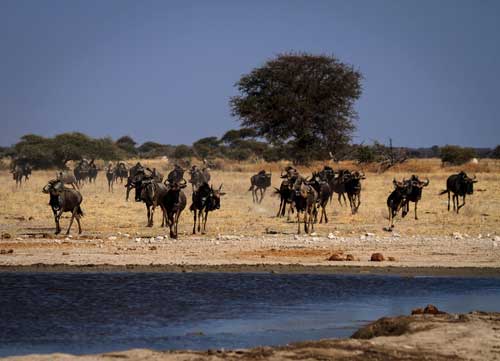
168, 164, 185, 184
310, 172, 331, 223
11, 163, 32, 187
275, 168, 299, 218
42, 179, 83, 235
402, 175, 429, 219
162, 179, 187, 239
190, 183, 225, 234
292, 177, 318, 234
331, 169, 350, 206
88, 161, 98, 183
387, 179, 411, 229
248, 170, 272, 203
131, 173, 168, 227
343, 170, 365, 214
125, 162, 144, 201
188, 165, 211, 191
57, 171, 79, 189
115, 162, 129, 183
439, 171, 477, 213
105, 163, 116, 192
74, 159, 90, 186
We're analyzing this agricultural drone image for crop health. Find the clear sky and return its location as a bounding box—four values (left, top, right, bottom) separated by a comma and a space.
1, 0, 498, 148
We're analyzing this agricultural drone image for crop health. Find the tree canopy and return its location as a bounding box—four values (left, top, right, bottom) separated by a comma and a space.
230, 52, 363, 164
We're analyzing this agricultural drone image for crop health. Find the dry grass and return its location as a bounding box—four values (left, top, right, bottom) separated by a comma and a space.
0, 158, 499, 240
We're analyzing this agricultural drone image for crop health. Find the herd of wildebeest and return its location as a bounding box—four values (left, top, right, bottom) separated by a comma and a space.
9, 159, 478, 237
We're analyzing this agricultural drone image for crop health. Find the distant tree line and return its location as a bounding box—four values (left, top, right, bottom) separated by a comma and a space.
1, 131, 498, 170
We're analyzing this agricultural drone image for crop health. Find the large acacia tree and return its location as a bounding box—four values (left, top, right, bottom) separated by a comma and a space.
230, 52, 362, 164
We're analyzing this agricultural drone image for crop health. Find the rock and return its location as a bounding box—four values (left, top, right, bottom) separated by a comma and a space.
310, 232, 318, 237
0, 249, 14, 254
156, 236, 164, 241
149, 246, 157, 251
123, 233, 130, 238
327, 253, 344, 261
327, 233, 335, 239
393, 233, 401, 238
360, 235, 366, 241
135, 238, 142, 243
294, 235, 300, 240
370, 253, 385, 262
388, 256, 396, 262
62, 252, 69, 256
1, 233, 12, 239
452, 232, 463, 240
494, 236, 500, 242
28, 216, 34, 221
345, 254, 355, 261
108, 236, 117, 241
365, 232, 375, 237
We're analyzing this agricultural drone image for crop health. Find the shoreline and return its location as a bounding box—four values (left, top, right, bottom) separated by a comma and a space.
2, 263, 500, 277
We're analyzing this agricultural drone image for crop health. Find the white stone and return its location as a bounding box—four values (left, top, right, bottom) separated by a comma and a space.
135, 238, 142, 243
156, 236, 164, 241
327, 233, 335, 239
365, 232, 375, 237
108, 236, 117, 241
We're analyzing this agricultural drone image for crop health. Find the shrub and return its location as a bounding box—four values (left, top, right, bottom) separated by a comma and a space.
440, 145, 476, 165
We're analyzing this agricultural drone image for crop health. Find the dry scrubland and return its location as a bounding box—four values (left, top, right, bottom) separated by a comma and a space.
0, 158, 499, 271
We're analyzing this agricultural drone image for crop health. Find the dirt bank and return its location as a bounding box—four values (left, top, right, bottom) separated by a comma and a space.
2, 311, 499, 361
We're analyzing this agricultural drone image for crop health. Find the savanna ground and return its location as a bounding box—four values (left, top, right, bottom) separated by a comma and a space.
0, 158, 499, 273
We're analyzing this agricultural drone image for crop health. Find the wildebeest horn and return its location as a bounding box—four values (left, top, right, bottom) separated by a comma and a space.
219, 184, 223, 191
423, 177, 430, 186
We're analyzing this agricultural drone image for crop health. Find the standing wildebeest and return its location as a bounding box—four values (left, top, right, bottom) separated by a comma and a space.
249, 170, 272, 203
42, 179, 83, 235
275, 168, 298, 218
310, 172, 331, 223
57, 171, 79, 189
387, 179, 411, 229
168, 164, 185, 184
74, 159, 90, 186
12, 165, 24, 187
292, 177, 318, 234
115, 162, 129, 183
343, 170, 365, 214
162, 179, 187, 239
88, 161, 98, 183
402, 175, 429, 220
131, 173, 168, 227
331, 169, 350, 206
439, 171, 477, 213
190, 183, 225, 234
125, 162, 144, 201
188, 165, 211, 191
105, 163, 116, 192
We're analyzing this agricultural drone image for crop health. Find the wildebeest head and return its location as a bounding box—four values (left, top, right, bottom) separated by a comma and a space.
319, 166, 335, 182
208, 184, 226, 210
43, 179, 64, 194
409, 175, 429, 189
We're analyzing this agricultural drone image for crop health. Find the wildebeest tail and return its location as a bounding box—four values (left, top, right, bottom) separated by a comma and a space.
248, 184, 254, 192
77, 206, 84, 217
438, 189, 448, 195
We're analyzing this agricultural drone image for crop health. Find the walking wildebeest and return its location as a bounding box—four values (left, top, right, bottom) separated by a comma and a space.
387, 178, 411, 229
57, 171, 79, 189
131, 173, 168, 227
125, 162, 144, 201
43, 179, 83, 235
292, 177, 318, 234
12, 165, 24, 187
88, 161, 98, 183
163, 179, 187, 239
310, 172, 331, 224
402, 175, 429, 220
439, 171, 477, 213
275, 168, 298, 218
331, 169, 350, 206
115, 162, 129, 183
190, 183, 225, 234
105, 163, 115, 192
249, 170, 272, 203
168, 164, 185, 184
188, 165, 211, 191
343, 170, 365, 214
74, 159, 90, 186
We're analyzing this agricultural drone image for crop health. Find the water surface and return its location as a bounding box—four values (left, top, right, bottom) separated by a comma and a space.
1, 272, 499, 356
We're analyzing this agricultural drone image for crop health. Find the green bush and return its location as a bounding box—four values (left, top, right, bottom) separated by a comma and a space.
440, 145, 476, 165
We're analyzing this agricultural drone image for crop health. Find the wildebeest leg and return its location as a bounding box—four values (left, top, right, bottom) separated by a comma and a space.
66, 208, 78, 235
160, 204, 167, 227
175, 210, 182, 238
202, 210, 209, 234
453, 194, 458, 212
76, 214, 82, 234
414, 202, 418, 220
192, 210, 197, 234
447, 191, 450, 211
259, 188, 265, 203
457, 195, 466, 213
304, 210, 308, 234
146, 205, 152, 227
55, 209, 63, 234
198, 210, 203, 233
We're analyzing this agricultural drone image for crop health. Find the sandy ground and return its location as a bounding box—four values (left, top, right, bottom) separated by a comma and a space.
0, 160, 499, 274
2, 311, 499, 361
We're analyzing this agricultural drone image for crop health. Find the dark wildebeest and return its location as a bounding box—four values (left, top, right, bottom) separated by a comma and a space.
115, 162, 129, 183
343, 170, 365, 214
125, 162, 144, 201
132, 173, 168, 227
331, 169, 350, 206
248, 170, 272, 203
42, 179, 83, 235
88, 161, 98, 183
190, 183, 225, 234
74, 160, 90, 186
387, 178, 411, 229
439, 171, 477, 213
188, 165, 211, 191
162, 179, 187, 239
292, 177, 318, 234
402, 175, 429, 220
105, 163, 115, 192
275, 168, 298, 218
12, 165, 24, 187
310, 172, 331, 224
57, 171, 79, 189
168, 165, 185, 185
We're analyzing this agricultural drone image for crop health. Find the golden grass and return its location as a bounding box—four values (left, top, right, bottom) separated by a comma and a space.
0, 158, 499, 239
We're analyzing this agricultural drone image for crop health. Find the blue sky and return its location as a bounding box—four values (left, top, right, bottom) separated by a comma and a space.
1, 0, 498, 147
